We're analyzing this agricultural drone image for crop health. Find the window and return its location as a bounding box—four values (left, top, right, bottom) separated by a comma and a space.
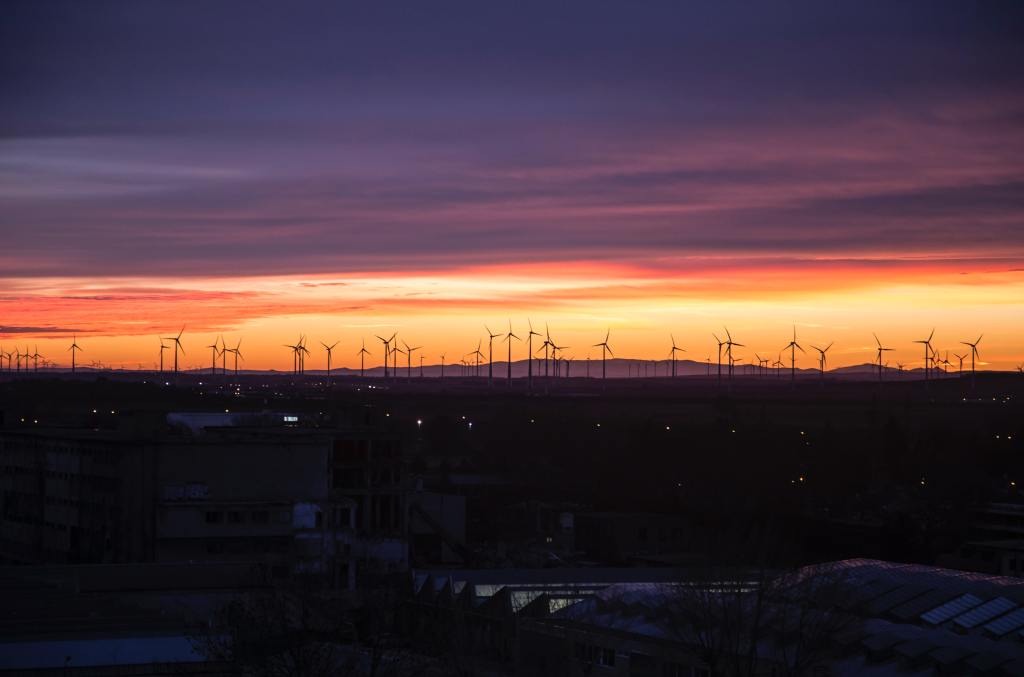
204, 511, 222, 524
227, 511, 243, 524
251, 510, 269, 524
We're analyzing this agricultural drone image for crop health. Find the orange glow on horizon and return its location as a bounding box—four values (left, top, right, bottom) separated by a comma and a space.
1, 258, 1023, 372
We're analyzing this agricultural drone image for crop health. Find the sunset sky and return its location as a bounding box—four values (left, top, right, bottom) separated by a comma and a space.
2, 2, 1023, 371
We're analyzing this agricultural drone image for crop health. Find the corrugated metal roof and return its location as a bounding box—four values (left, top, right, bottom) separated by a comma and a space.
953, 597, 1016, 630
921, 593, 983, 625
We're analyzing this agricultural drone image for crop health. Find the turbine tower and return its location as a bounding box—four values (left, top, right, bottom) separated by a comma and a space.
810, 342, 833, 383
163, 327, 185, 374
960, 334, 982, 390
712, 333, 725, 386
68, 335, 83, 374
669, 334, 684, 378
724, 327, 743, 382
206, 337, 221, 375
873, 333, 893, 382
284, 340, 300, 375
913, 328, 935, 382
321, 340, 339, 380
593, 329, 613, 380
403, 340, 421, 382
502, 320, 519, 386
525, 320, 541, 390
783, 326, 804, 383
357, 339, 370, 378
375, 333, 395, 379
472, 340, 484, 378
226, 338, 243, 377
485, 325, 500, 387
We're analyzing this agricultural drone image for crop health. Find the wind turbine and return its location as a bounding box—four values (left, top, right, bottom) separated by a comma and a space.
163, 327, 185, 374
357, 339, 370, 378
403, 340, 421, 382
525, 320, 541, 390
284, 340, 300, 375
375, 333, 395, 379
810, 342, 833, 383
321, 340, 339, 380
392, 343, 406, 379
502, 320, 519, 385
724, 327, 743, 381
68, 336, 83, 374
669, 335, 684, 378
540, 325, 553, 378
472, 340, 484, 378
298, 336, 310, 376
31, 346, 41, 373
206, 337, 221, 375
439, 353, 446, 379
712, 333, 725, 386
783, 326, 803, 383
873, 333, 893, 382
593, 329, 613, 380
913, 328, 935, 382
220, 336, 230, 375
485, 325, 500, 387
227, 338, 243, 377
552, 341, 569, 379
960, 334, 982, 390
158, 340, 168, 373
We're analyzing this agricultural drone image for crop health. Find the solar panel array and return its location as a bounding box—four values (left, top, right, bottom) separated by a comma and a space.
921, 593, 984, 625
954, 597, 1016, 630
983, 607, 1024, 637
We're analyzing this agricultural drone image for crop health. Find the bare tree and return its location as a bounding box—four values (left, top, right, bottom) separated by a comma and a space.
192, 582, 461, 677
190, 586, 359, 677
661, 562, 860, 677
